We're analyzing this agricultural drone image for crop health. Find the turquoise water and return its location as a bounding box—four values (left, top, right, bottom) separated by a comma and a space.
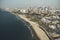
0, 9, 32, 40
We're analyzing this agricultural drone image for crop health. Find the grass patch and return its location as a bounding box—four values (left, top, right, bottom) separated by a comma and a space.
26, 15, 32, 18
30, 18, 39, 23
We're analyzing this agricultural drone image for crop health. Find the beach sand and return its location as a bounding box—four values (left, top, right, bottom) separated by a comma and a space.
18, 14, 49, 40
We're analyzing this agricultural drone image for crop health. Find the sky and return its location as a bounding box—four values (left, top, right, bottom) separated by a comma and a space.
0, 0, 60, 9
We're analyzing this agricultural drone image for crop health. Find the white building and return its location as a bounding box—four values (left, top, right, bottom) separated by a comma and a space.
20, 9, 28, 13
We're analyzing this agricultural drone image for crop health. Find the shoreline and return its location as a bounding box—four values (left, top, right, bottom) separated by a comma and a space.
17, 15, 41, 40
17, 14, 50, 40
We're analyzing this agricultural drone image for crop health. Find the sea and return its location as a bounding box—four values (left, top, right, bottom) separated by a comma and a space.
0, 9, 33, 40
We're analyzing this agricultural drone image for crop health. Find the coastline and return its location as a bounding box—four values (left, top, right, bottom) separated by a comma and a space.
17, 14, 50, 40
16, 15, 41, 40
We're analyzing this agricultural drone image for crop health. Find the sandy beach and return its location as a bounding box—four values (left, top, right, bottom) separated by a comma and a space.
17, 14, 50, 40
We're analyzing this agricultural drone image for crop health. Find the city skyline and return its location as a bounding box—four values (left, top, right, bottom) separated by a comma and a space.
0, 0, 60, 9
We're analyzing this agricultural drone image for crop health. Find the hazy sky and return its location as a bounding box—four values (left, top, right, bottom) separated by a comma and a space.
0, 0, 60, 8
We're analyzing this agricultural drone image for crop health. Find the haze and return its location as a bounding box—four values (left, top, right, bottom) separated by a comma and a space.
0, 0, 60, 9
